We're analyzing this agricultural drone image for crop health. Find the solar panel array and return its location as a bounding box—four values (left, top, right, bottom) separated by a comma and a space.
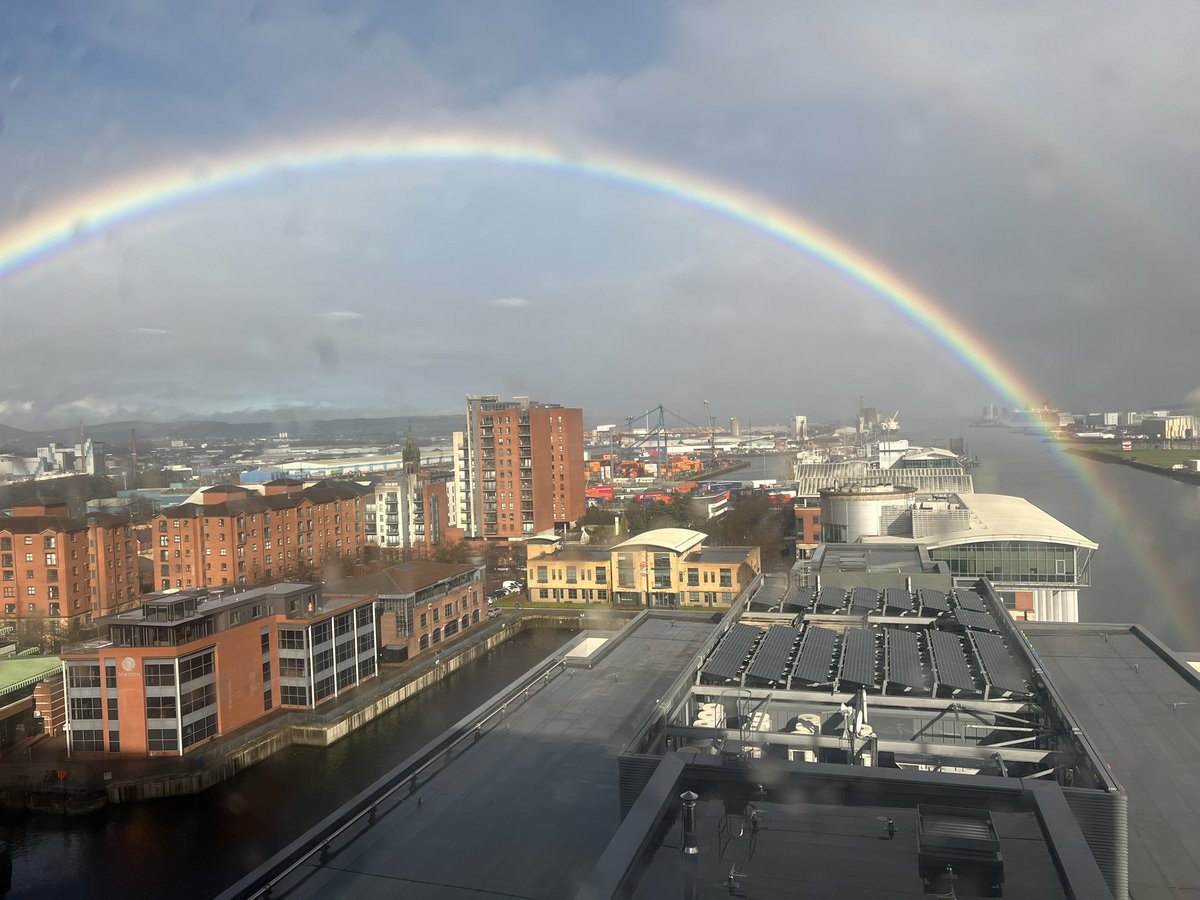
849, 587, 878, 613
929, 630, 977, 694
918, 589, 950, 613
885, 628, 924, 691
840, 628, 877, 687
955, 589, 987, 612
972, 631, 1030, 696
883, 588, 912, 615
792, 626, 837, 685
954, 607, 1001, 633
781, 587, 813, 614
701, 623, 762, 682
746, 625, 801, 684
814, 586, 844, 611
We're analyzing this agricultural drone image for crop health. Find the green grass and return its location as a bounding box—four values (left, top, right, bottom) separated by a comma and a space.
1081, 445, 1200, 470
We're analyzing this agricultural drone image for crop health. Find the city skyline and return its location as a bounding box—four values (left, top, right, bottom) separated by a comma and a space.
3, 4, 1200, 427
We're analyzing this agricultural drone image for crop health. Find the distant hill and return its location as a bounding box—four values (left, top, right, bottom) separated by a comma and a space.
0, 424, 57, 454
20, 415, 468, 446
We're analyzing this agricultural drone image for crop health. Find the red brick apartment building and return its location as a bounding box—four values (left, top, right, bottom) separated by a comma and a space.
149, 480, 370, 592
327, 560, 485, 663
0, 499, 140, 645
464, 395, 585, 539
61, 582, 377, 757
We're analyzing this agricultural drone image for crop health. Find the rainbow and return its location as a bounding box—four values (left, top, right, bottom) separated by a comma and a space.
0, 129, 1178, 616
0, 130, 1039, 404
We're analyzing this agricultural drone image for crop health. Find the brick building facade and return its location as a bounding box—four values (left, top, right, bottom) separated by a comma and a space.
61, 582, 377, 757
148, 480, 370, 592
0, 499, 139, 646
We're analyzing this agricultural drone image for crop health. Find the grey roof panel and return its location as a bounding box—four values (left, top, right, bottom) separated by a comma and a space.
955, 589, 987, 612
972, 631, 1030, 696
883, 588, 912, 615
918, 589, 950, 613
849, 587, 878, 613
840, 628, 877, 687
746, 625, 801, 684
930, 630, 977, 694
955, 607, 1001, 633
781, 587, 813, 613
885, 628, 924, 691
815, 586, 845, 611
792, 626, 838, 685
701, 623, 762, 681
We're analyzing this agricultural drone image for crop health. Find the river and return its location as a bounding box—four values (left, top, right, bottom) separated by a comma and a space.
5, 627, 574, 900
908, 418, 1200, 650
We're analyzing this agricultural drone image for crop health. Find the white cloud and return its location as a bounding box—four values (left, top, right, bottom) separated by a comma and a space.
127, 327, 172, 335
317, 310, 366, 321
485, 297, 532, 309
0, 400, 34, 416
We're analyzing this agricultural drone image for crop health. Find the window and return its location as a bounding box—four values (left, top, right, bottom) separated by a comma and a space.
180, 683, 216, 716
73, 730, 105, 752
263, 689, 273, 711
279, 657, 306, 678
145, 695, 178, 719
179, 651, 214, 683
536, 565, 547, 583
595, 567, 607, 585
278, 629, 306, 650
68, 664, 101, 688
719, 568, 733, 588
419, 634, 429, 650
419, 612, 427, 628
687, 568, 699, 587
432, 627, 441, 644
147, 729, 178, 752
280, 685, 309, 706
70, 697, 103, 719
314, 675, 335, 701
182, 714, 218, 749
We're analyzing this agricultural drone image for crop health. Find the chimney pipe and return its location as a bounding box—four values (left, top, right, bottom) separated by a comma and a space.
681, 790, 700, 855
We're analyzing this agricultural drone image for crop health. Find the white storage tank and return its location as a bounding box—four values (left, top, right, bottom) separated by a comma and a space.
819, 483, 917, 543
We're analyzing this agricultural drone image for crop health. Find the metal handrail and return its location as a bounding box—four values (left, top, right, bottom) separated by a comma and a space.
242, 654, 570, 899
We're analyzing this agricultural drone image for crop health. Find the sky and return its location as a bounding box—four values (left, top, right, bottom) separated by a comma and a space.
1, 1, 1200, 430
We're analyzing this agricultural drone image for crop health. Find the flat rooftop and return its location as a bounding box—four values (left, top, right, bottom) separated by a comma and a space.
630, 792, 1068, 899
260, 617, 713, 899
1022, 623, 1200, 899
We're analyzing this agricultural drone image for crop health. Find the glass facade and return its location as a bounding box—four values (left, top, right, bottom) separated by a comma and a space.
929, 541, 1082, 585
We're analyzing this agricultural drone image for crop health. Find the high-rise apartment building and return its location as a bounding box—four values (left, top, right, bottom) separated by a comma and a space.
463, 395, 585, 539
364, 471, 463, 554
149, 480, 370, 592
0, 499, 139, 644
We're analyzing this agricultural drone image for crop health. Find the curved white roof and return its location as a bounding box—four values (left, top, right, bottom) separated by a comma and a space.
922, 493, 1097, 550
612, 527, 707, 554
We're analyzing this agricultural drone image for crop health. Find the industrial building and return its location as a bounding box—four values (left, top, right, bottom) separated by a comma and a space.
817, 486, 1097, 622
61, 582, 377, 757
0, 499, 140, 646
462, 395, 585, 540
526, 527, 761, 609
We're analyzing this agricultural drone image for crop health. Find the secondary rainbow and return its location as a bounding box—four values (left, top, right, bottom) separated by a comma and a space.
0, 129, 1177, 613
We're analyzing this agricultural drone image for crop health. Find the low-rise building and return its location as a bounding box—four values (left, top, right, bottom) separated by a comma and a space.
527, 527, 761, 609
325, 561, 485, 663
61, 582, 377, 757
